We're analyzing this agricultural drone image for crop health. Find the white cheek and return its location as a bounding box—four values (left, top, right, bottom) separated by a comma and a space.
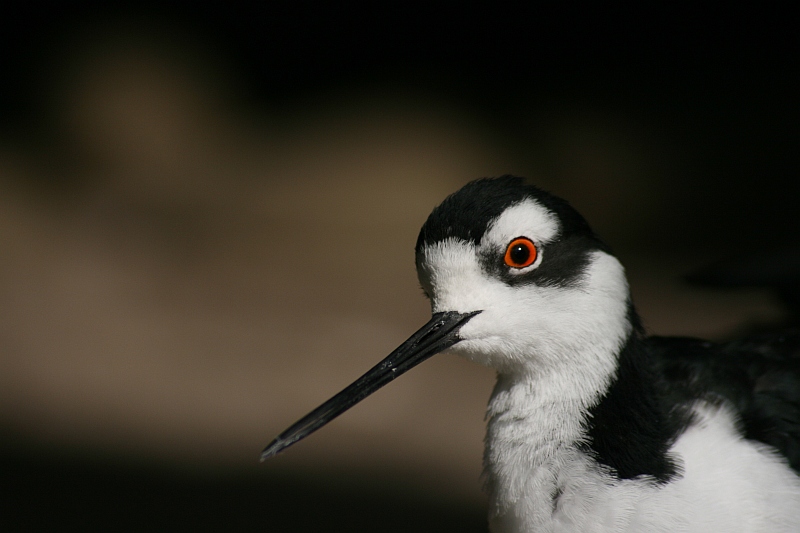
420, 240, 546, 369
449, 285, 577, 371
448, 288, 542, 368
424, 247, 631, 376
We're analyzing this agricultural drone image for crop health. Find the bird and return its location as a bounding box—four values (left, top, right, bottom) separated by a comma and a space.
262, 175, 800, 532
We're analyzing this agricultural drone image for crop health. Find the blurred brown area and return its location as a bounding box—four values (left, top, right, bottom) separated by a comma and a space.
2, 3, 799, 531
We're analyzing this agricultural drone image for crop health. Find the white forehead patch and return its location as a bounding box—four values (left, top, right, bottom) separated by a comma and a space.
482, 198, 560, 248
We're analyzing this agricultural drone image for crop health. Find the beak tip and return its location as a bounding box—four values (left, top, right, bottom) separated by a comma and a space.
260, 439, 283, 462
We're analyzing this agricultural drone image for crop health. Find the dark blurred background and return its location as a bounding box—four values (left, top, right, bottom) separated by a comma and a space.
2, 2, 798, 531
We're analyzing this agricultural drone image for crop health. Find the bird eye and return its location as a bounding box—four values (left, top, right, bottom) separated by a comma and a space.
504, 237, 537, 269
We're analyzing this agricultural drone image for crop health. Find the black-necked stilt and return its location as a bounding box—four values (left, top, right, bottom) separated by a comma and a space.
262, 176, 800, 532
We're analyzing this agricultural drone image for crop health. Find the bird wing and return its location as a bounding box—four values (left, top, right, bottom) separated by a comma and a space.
648, 332, 800, 472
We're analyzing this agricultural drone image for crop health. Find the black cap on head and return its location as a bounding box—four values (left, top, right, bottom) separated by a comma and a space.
415, 176, 611, 289
416, 175, 602, 253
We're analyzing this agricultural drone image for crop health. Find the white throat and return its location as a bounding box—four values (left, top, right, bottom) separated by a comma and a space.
484, 371, 595, 531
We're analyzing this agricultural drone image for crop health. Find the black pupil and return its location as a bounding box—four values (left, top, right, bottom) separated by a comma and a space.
510, 243, 530, 265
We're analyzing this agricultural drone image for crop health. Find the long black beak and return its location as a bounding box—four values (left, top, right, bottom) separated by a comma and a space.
261, 310, 480, 461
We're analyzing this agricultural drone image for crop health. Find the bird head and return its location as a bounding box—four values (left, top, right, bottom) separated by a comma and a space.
262, 176, 633, 459
415, 176, 632, 377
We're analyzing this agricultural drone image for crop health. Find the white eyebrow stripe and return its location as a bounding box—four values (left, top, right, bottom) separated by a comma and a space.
482, 198, 561, 248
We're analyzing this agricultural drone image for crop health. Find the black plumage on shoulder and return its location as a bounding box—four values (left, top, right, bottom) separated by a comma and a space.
649, 331, 800, 473
579, 308, 800, 481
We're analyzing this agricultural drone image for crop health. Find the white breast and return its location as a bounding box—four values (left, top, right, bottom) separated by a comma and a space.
486, 401, 800, 533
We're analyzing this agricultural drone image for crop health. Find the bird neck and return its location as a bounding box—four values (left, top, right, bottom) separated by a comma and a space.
483, 365, 602, 526
581, 325, 685, 482
483, 314, 685, 521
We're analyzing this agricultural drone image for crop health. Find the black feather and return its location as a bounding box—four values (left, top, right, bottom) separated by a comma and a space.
581, 309, 693, 483
650, 332, 800, 472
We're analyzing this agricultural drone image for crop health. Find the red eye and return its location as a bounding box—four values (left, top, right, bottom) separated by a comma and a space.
504, 237, 537, 268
